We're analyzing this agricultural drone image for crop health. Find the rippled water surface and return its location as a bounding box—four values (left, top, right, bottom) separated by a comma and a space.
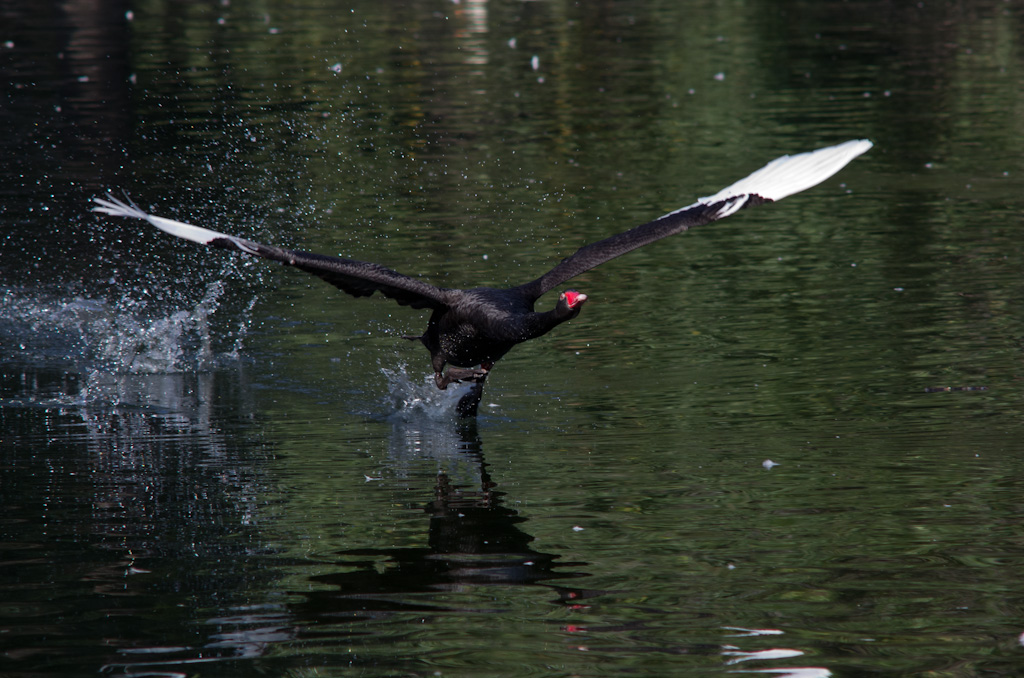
4, 1, 1024, 676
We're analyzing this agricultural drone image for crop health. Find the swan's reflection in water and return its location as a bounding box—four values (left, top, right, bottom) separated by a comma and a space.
295, 415, 591, 626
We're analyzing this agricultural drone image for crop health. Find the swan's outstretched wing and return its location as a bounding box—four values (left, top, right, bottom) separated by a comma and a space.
92, 195, 451, 310
519, 139, 872, 299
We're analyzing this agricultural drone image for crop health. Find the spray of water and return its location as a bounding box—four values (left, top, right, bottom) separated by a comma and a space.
380, 364, 481, 420
0, 281, 255, 407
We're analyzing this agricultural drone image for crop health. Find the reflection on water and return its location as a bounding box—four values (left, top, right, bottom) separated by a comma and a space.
295, 419, 589, 634
1, 372, 273, 675
722, 627, 829, 677
65, 391, 596, 677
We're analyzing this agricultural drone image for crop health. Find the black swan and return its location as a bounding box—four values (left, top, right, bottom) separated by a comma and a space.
93, 139, 871, 404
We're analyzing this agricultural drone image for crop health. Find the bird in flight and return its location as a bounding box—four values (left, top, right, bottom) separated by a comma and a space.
93, 139, 871, 404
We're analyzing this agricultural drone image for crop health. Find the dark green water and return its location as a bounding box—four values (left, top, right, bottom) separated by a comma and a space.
4, 1, 1024, 676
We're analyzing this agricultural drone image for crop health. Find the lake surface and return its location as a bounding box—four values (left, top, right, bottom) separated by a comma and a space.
3, 1, 1024, 676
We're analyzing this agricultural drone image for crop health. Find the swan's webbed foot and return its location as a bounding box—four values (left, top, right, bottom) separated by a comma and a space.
435, 365, 490, 390
431, 363, 493, 417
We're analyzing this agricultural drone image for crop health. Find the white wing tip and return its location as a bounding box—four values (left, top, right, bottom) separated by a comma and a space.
92, 193, 235, 247
700, 138, 873, 206
92, 194, 149, 220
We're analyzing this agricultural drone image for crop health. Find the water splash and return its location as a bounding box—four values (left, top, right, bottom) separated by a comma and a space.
96, 281, 227, 374
0, 283, 253, 407
380, 364, 479, 420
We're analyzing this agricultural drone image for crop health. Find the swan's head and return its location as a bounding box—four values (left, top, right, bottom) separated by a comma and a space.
558, 289, 588, 316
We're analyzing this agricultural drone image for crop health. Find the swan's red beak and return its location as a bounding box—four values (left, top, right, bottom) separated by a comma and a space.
563, 290, 587, 309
